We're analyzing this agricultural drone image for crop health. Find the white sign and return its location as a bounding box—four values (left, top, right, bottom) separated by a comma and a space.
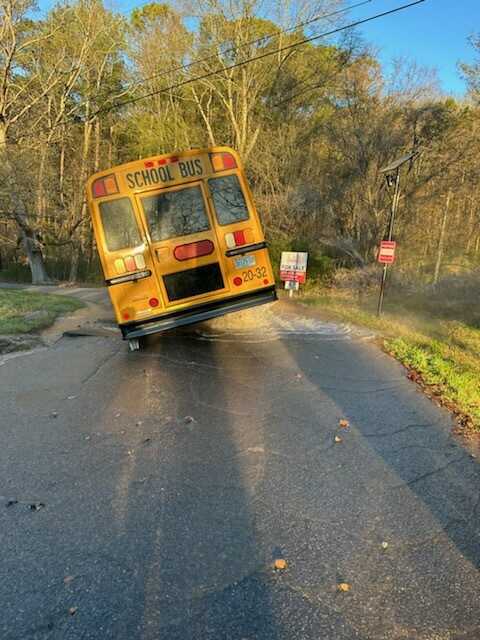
284, 280, 299, 291
280, 251, 308, 283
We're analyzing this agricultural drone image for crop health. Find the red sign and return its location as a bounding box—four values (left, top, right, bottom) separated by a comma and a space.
280, 270, 306, 283
378, 240, 396, 264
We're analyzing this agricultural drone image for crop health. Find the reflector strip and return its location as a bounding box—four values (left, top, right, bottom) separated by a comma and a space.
106, 270, 151, 286
174, 240, 214, 261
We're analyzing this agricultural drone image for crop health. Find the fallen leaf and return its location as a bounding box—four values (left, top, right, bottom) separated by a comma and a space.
339, 419, 349, 429
337, 582, 351, 592
29, 502, 45, 511
274, 559, 287, 571
6, 499, 18, 508
334, 435, 343, 444
68, 607, 78, 616
67, 396, 76, 401
64, 575, 75, 585
51, 411, 58, 419
381, 541, 389, 550
184, 416, 195, 424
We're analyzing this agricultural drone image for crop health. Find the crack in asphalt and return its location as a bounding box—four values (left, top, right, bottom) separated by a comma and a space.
388, 456, 468, 489
81, 347, 121, 384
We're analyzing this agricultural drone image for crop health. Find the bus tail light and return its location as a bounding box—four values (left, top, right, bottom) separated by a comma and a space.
174, 240, 214, 261
114, 254, 146, 274
225, 230, 247, 249
92, 174, 119, 198
233, 276, 243, 286
149, 297, 159, 307
210, 152, 237, 172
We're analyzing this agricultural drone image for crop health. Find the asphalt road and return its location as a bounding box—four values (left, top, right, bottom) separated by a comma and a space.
1, 287, 479, 640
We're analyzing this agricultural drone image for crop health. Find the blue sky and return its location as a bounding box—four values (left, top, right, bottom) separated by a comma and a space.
36, 0, 477, 95
349, 0, 477, 95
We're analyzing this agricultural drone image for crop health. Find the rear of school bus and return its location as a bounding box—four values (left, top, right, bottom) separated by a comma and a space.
86, 147, 277, 348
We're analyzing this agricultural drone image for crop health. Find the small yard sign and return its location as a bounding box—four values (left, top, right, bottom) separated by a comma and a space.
378, 240, 396, 264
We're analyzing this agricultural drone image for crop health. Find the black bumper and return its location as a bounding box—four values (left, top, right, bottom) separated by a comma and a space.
120, 286, 277, 340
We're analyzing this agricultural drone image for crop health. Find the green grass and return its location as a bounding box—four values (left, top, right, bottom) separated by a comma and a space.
0, 289, 84, 334
303, 290, 480, 432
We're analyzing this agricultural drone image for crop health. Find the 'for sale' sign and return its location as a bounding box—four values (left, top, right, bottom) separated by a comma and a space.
378, 240, 396, 264
280, 252, 308, 283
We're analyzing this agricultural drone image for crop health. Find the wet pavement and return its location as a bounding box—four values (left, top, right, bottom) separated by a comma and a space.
1, 288, 479, 639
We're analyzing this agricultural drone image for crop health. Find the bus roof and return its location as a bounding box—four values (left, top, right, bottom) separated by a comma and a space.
86, 145, 240, 189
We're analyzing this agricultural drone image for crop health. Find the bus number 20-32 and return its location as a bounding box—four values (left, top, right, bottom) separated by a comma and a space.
243, 267, 267, 282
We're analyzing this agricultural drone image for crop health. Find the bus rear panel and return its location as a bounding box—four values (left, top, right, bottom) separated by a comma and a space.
86, 147, 276, 344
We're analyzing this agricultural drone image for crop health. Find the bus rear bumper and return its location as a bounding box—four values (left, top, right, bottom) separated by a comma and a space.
120, 286, 277, 340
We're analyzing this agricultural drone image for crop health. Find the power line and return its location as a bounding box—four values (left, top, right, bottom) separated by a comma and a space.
94, 0, 426, 117
124, 0, 373, 92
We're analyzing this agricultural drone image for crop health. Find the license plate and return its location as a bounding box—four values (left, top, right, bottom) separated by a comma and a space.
234, 255, 256, 269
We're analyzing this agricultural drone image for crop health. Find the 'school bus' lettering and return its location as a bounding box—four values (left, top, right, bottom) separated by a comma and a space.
86, 146, 277, 350
125, 159, 204, 190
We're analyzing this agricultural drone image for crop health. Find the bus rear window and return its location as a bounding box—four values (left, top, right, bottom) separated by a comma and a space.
141, 185, 210, 241
99, 198, 141, 252
208, 175, 250, 226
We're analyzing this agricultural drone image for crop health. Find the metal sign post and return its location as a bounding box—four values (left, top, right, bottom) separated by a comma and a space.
376, 151, 419, 317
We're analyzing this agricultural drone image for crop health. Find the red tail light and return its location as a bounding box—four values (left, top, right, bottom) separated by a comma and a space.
174, 240, 214, 261
149, 298, 159, 307
124, 256, 136, 271
233, 230, 246, 246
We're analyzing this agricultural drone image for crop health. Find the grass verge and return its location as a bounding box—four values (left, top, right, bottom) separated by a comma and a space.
302, 290, 480, 434
0, 289, 84, 334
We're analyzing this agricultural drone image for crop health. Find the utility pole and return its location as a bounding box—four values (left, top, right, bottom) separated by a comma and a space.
377, 151, 419, 317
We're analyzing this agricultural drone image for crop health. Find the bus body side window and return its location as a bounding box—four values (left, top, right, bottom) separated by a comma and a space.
208, 175, 250, 226
99, 198, 141, 251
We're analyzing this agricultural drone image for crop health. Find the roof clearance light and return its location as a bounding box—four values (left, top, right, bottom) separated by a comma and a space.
210, 152, 237, 172
92, 174, 119, 198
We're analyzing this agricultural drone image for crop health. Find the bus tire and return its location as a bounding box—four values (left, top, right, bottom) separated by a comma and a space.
128, 338, 141, 352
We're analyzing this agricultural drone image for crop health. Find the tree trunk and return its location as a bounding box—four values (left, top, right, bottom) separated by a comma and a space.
21, 229, 52, 285
69, 243, 80, 283
433, 190, 451, 286
0, 122, 52, 284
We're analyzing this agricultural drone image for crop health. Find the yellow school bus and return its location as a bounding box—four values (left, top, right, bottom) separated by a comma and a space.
86, 147, 277, 350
